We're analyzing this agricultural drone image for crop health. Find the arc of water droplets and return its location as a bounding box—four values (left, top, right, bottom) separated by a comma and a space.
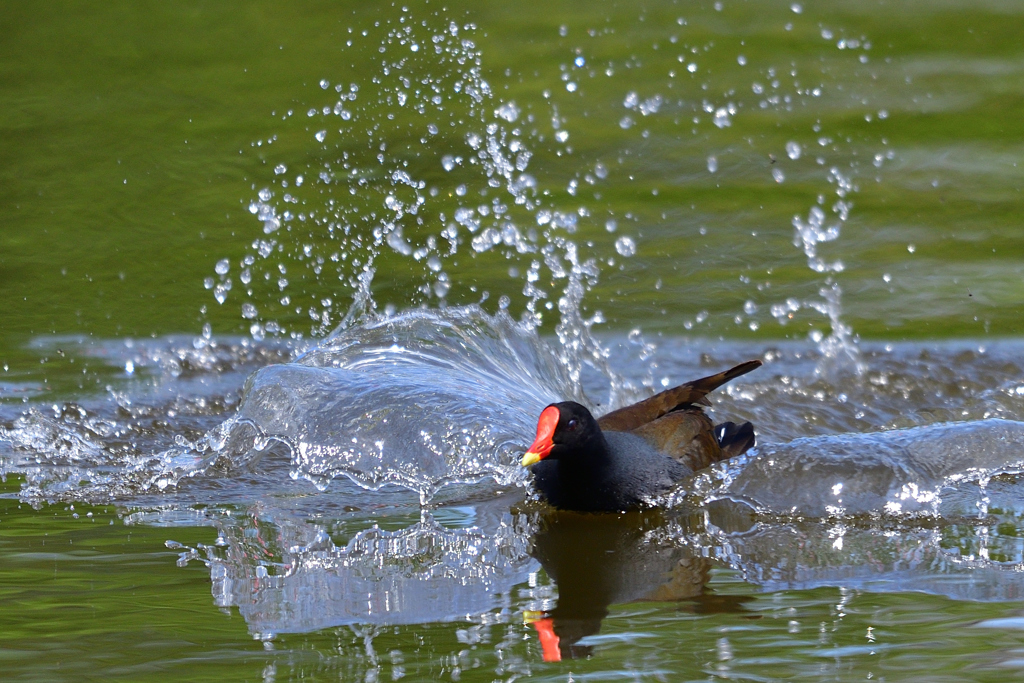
206, 9, 637, 403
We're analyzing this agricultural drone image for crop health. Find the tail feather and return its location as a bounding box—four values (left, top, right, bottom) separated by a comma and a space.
714, 421, 756, 461
597, 360, 762, 432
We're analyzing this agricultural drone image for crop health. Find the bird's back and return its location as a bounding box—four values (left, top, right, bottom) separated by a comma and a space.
596, 360, 761, 469
596, 360, 761, 432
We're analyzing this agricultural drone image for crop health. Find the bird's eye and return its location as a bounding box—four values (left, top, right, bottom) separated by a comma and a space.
567, 418, 578, 431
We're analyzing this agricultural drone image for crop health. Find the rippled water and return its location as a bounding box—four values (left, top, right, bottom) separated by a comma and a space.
5, 0, 1024, 681
7, 328, 1024, 678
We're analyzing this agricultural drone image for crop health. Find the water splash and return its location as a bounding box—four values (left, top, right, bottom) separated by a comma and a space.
0, 306, 591, 503
220, 306, 584, 500
206, 8, 655, 417
691, 419, 1024, 519
771, 167, 862, 373
211, 12, 620, 366
165, 500, 537, 635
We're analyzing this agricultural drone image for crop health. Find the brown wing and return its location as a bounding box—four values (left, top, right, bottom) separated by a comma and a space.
596, 360, 761, 433
629, 408, 721, 472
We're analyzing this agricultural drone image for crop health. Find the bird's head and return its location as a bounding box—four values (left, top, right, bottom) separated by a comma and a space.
521, 401, 600, 466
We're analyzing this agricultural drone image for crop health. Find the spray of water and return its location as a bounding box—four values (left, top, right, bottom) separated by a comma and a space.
205, 10, 640, 408
771, 167, 863, 373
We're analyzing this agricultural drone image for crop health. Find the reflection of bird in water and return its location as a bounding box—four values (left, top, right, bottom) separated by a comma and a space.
525, 510, 754, 661
522, 361, 761, 511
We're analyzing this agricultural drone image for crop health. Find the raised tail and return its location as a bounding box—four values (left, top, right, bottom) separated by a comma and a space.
714, 421, 756, 461
597, 359, 762, 432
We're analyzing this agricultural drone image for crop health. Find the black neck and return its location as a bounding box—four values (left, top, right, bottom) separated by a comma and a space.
558, 431, 613, 479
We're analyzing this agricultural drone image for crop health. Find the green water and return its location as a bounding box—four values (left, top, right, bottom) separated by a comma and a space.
4, 0, 1023, 352
4, 1, 1024, 680
6, 489, 1024, 682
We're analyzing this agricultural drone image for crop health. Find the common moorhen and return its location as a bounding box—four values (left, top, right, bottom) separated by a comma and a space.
521, 360, 761, 511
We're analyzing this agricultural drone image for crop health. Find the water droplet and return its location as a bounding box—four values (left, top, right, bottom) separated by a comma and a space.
713, 107, 731, 127
315, 130, 327, 142
274, 164, 287, 175
555, 130, 569, 143
319, 79, 329, 89
786, 141, 802, 160
427, 123, 438, 134
214, 282, 230, 304
574, 56, 585, 68
125, 360, 134, 374
907, 244, 916, 253
242, 303, 258, 319
744, 300, 759, 315
687, 62, 698, 73
387, 230, 413, 256
707, 156, 718, 173
605, 219, 617, 233
427, 256, 442, 272
594, 162, 608, 179
215, 259, 230, 275
614, 236, 636, 257
639, 95, 662, 116
772, 168, 785, 183
791, 2, 802, 13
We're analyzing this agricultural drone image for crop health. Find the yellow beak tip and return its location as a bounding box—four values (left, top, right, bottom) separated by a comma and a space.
521, 451, 542, 467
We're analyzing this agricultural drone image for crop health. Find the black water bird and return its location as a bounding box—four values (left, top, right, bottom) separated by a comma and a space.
521, 360, 761, 511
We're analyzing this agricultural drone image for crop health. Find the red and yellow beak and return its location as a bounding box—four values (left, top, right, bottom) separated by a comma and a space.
521, 405, 559, 466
